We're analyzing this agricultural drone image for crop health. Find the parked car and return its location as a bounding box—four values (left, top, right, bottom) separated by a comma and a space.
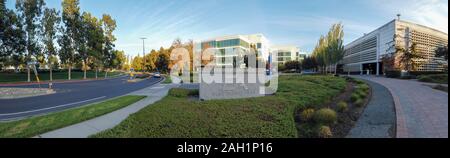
154, 72, 161, 78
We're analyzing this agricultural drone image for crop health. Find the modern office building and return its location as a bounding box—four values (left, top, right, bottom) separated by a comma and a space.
342, 19, 448, 75
297, 51, 309, 62
271, 45, 301, 64
200, 34, 271, 68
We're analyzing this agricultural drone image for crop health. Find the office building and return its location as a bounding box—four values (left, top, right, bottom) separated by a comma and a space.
342, 19, 448, 75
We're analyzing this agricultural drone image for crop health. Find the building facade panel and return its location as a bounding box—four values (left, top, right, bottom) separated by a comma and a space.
343, 19, 448, 74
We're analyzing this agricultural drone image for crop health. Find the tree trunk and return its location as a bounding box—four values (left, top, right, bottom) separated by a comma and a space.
27, 67, 31, 82
68, 64, 72, 80
334, 63, 338, 75
83, 60, 87, 79
104, 69, 108, 79
95, 67, 98, 79
50, 65, 53, 81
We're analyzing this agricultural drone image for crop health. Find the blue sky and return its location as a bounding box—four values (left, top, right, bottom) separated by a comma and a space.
6, 0, 448, 57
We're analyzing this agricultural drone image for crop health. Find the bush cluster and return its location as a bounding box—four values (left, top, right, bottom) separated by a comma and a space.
354, 98, 365, 108
337, 101, 348, 112
313, 108, 337, 125
300, 109, 315, 122
317, 126, 333, 138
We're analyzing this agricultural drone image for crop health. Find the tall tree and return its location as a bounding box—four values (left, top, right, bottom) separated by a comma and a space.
311, 23, 344, 74
302, 56, 318, 71
15, 0, 46, 82
1, 0, 26, 71
42, 8, 60, 81
144, 49, 158, 71
327, 23, 345, 74
156, 47, 170, 73
60, 0, 81, 80
101, 14, 116, 78
131, 55, 143, 71
312, 35, 327, 73
112, 50, 126, 70
82, 12, 104, 79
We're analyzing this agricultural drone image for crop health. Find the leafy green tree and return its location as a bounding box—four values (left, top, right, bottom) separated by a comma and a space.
435, 45, 448, 61
131, 55, 143, 71
60, 0, 81, 80
284, 60, 301, 72
42, 8, 60, 81
101, 14, 116, 77
312, 35, 327, 73
156, 47, 170, 73
82, 12, 104, 79
1, 0, 27, 71
302, 56, 318, 71
327, 23, 344, 74
112, 50, 126, 70
15, 0, 46, 81
311, 23, 344, 74
397, 43, 424, 72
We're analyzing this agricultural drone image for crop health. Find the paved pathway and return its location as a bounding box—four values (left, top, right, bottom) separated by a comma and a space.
354, 75, 448, 138
36, 82, 178, 138
347, 79, 396, 138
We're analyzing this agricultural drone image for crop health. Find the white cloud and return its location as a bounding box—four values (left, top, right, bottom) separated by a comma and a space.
368, 0, 448, 33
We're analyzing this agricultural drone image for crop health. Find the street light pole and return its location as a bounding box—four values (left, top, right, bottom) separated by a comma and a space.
141, 37, 147, 72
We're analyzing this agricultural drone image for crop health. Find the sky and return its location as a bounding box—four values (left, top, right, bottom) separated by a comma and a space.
6, 0, 449, 57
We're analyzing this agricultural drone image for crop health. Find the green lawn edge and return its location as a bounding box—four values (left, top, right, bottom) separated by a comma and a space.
162, 75, 172, 84
93, 75, 347, 138
0, 95, 146, 138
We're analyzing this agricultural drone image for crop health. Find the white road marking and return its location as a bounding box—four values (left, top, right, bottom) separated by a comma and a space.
151, 86, 164, 89
0, 96, 106, 116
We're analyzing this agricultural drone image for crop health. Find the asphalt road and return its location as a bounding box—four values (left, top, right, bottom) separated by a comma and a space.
0, 76, 163, 121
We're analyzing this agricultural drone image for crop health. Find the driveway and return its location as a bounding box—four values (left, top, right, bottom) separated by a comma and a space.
354, 75, 448, 138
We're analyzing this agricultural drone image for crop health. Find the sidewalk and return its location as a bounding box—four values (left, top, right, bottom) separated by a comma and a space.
36, 82, 178, 138
353, 75, 448, 138
347, 78, 396, 138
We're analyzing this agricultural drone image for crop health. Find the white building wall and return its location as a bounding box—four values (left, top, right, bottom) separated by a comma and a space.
271, 45, 300, 64
343, 19, 448, 73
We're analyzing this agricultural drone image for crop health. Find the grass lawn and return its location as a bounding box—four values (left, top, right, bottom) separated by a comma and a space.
162, 75, 172, 84
0, 95, 146, 138
0, 71, 123, 83
93, 75, 346, 138
417, 74, 448, 84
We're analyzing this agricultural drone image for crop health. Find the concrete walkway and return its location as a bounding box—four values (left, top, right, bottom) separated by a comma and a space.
36, 82, 178, 138
354, 75, 448, 138
347, 79, 396, 138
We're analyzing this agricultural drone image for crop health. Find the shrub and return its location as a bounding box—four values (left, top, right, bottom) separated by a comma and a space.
337, 101, 348, 112
351, 93, 360, 102
385, 70, 401, 78
169, 88, 191, 97
300, 109, 315, 122
354, 79, 365, 85
313, 108, 337, 125
135, 74, 150, 79
418, 74, 448, 84
356, 89, 367, 98
357, 84, 370, 92
317, 126, 333, 138
418, 75, 433, 82
354, 98, 365, 108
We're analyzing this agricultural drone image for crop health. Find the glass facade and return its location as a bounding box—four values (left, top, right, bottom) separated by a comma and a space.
278, 52, 291, 57
202, 38, 250, 49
